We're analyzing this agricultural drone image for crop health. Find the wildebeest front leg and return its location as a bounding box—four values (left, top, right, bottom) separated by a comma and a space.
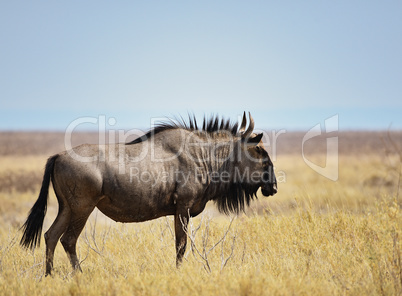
174, 212, 188, 267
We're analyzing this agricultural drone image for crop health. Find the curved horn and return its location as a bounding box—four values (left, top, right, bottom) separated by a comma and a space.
242, 112, 254, 138
238, 111, 247, 133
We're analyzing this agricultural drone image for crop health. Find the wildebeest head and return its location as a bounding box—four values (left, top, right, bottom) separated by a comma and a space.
235, 112, 277, 197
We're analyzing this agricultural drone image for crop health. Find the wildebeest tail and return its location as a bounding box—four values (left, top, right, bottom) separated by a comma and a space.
20, 154, 58, 250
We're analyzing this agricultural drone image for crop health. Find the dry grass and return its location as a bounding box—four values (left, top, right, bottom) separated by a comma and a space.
0, 131, 401, 295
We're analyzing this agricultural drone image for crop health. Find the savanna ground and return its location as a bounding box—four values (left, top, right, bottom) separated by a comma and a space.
0, 130, 402, 295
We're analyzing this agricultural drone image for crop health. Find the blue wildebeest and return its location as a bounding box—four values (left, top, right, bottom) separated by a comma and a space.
20, 112, 277, 275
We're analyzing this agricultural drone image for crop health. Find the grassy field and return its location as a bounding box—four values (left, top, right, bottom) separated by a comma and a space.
0, 131, 401, 295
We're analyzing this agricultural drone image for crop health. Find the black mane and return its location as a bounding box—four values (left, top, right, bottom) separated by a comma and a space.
126, 115, 239, 145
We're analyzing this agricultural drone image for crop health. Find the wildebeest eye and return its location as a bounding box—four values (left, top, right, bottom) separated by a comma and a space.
255, 146, 267, 156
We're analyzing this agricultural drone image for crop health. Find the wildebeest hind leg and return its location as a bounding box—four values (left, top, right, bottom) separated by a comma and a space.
60, 204, 95, 272
44, 203, 71, 276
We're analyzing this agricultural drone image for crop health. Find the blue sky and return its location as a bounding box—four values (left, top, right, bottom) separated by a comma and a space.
1, 1, 401, 131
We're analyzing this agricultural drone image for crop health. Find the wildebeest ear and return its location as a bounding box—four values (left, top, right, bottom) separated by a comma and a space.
246, 133, 263, 145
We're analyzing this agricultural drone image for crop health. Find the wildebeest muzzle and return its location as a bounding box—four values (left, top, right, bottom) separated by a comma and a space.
261, 167, 277, 197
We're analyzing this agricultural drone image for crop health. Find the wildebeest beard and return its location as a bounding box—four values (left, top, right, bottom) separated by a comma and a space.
202, 145, 265, 215
213, 180, 260, 215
